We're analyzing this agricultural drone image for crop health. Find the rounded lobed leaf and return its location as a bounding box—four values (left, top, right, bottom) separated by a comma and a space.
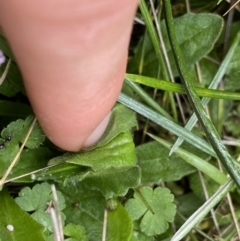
125, 186, 176, 236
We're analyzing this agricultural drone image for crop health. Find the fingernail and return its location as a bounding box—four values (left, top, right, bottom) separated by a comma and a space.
0, 50, 6, 66
82, 112, 111, 148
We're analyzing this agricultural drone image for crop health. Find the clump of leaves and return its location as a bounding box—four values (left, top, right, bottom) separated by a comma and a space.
125, 186, 176, 236
0, 115, 45, 177
1, 115, 45, 148
0, 189, 45, 241
63, 223, 88, 241
15, 182, 66, 232
47, 223, 89, 241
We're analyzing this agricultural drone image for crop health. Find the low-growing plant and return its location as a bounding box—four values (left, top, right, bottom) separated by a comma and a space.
1, 0, 240, 240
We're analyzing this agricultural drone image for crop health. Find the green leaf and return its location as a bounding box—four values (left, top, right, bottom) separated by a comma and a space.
79, 165, 141, 199
225, 45, 240, 91
176, 193, 203, 219
189, 172, 219, 199
128, 13, 223, 77
0, 100, 33, 117
0, 137, 19, 177
0, 60, 25, 97
125, 187, 176, 236
15, 182, 66, 211
7, 161, 88, 183
15, 182, 66, 231
225, 110, 240, 137
130, 222, 155, 241
148, 134, 228, 185
7, 147, 53, 183
36, 164, 89, 183
0, 188, 45, 241
107, 203, 133, 241
2, 115, 45, 149
166, 13, 223, 74
187, 58, 218, 87
136, 141, 196, 183
0, 32, 25, 96
94, 104, 137, 148
64, 223, 88, 241
50, 132, 136, 171
0, 116, 46, 177
59, 182, 106, 241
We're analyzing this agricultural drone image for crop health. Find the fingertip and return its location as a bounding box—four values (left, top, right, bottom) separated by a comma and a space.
0, 0, 138, 152
45, 111, 111, 152
82, 111, 111, 149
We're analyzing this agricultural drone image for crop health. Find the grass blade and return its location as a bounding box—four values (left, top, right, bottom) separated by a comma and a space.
139, 0, 178, 120
170, 27, 240, 155
118, 93, 216, 158
148, 133, 227, 185
171, 180, 234, 241
125, 73, 240, 100
163, 0, 240, 188
147, 133, 228, 185
124, 79, 174, 121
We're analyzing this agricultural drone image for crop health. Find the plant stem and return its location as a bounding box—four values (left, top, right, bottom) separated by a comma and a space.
139, 0, 178, 121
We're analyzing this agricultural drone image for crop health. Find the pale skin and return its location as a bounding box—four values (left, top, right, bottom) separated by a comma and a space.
0, 0, 138, 151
